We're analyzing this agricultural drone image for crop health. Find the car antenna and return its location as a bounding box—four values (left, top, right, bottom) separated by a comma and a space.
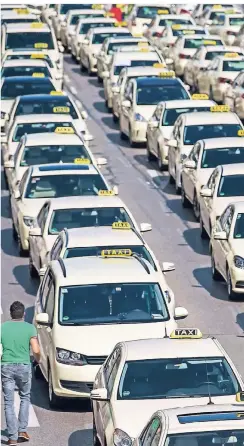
205, 358, 214, 405
164, 325, 169, 338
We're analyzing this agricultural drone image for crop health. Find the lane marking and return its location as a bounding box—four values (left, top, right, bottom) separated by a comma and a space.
64, 74, 70, 84
70, 86, 77, 95
14, 392, 40, 427
118, 156, 131, 168
0, 306, 3, 314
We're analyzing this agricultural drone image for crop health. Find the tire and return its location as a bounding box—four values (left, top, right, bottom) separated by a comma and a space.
211, 250, 222, 281
17, 233, 28, 257
33, 363, 43, 380
120, 129, 127, 140
169, 172, 175, 184
193, 192, 200, 221
181, 185, 190, 208
227, 268, 237, 300
97, 75, 103, 84
12, 224, 18, 241
29, 256, 38, 279
175, 181, 181, 195
93, 418, 101, 446
48, 366, 61, 409
113, 113, 118, 123
200, 215, 208, 239
80, 61, 86, 72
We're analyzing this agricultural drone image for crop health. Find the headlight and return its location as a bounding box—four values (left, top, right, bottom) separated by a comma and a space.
56, 348, 87, 366
1, 111, 6, 119
234, 255, 244, 269
23, 216, 35, 227
113, 428, 132, 446
134, 113, 146, 122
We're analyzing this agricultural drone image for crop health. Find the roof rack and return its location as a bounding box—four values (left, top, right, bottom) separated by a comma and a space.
63, 227, 68, 246
58, 257, 66, 278
132, 253, 150, 274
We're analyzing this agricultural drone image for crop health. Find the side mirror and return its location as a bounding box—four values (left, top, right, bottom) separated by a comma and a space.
122, 100, 131, 108
102, 71, 109, 79
83, 39, 89, 45
213, 230, 227, 241
96, 157, 107, 166
168, 139, 177, 148
29, 227, 42, 237
35, 313, 50, 325
59, 45, 64, 53
14, 189, 21, 200
165, 58, 173, 65
148, 120, 159, 129
83, 133, 93, 142
162, 262, 175, 272
140, 222, 152, 232
4, 159, 14, 169
5, 113, 9, 121
184, 159, 196, 169
200, 187, 213, 198
90, 388, 109, 401
112, 86, 120, 94
81, 110, 88, 120
206, 19, 213, 25
113, 185, 119, 195
174, 306, 188, 320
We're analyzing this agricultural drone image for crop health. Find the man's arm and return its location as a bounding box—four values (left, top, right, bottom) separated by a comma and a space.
30, 337, 41, 363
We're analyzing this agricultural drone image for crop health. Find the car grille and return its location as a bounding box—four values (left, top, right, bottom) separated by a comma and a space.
60, 380, 93, 393
85, 355, 107, 365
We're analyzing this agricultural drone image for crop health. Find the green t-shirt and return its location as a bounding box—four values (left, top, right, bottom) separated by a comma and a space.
1, 320, 37, 364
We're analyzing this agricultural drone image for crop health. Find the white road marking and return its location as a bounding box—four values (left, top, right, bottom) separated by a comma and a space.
14, 392, 39, 427
70, 86, 77, 95
147, 169, 158, 179
64, 74, 70, 83
0, 306, 3, 314
118, 156, 130, 168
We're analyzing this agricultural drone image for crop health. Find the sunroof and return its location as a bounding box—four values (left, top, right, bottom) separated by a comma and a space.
178, 412, 244, 424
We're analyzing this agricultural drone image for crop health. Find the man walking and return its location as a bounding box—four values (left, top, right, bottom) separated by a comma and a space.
1, 301, 41, 445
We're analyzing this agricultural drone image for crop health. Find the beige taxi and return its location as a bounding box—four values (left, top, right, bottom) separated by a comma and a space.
224, 71, 244, 120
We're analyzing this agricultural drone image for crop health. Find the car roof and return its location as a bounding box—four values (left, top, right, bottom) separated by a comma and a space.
121, 337, 222, 361
1, 11, 38, 18
182, 111, 240, 125
51, 256, 157, 286
135, 77, 182, 87
221, 163, 244, 176
201, 137, 244, 149
164, 99, 215, 109
30, 163, 99, 176
4, 23, 51, 32
106, 37, 147, 44
78, 17, 115, 24
92, 26, 130, 34
46, 195, 125, 210
231, 201, 244, 213
113, 51, 159, 62
2, 59, 48, 67
13, 114, 74, 124
63, 226, 144, 248
124, 66, 165, 76
2, 76, 53, 84
24, 133, 84, 145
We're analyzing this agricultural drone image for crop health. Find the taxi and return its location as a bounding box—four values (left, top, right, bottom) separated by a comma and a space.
210, 201, 244, 299
51, 3, 94, 41
224, 71, 244, 120
199, 163, 244, 239
196, 5, 242, 28
79, 26, 132, 75
168, 107, 243, 194
103, 49, 164, 111
134, 401, 244, 446
214, 13, 244, 45
199, 54, 244, 103
171, 35, 224, 78
4, 133, 107, 191
181, 137, 244, 219
1, 76, 57, 138
10, 163, 115, 256
233, 23, 244, 47
184, 45, 244, 91
144, 13, 195, 44
193, 3, 234, 20
4, 92, 91, 144
119, 73, 190, 147
126, 5, 172, 35
1, 22, 63, 73
33, 254, 188, 407
112, 65, 168, 123
147, 96, 216, 171
91, 328, 243, 444
1, 59, 61, 87
1, 10, 41, 25
96, 37, 149, 83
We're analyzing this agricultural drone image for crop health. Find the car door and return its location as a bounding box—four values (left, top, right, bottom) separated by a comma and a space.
184, 142, 201, 203
201, 168, 219, 234
121, 81, 133, 134
10, 169, 29, 231
215, 205, 234, 277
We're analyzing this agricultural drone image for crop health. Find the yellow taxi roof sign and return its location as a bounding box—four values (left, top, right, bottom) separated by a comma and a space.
138, 41, 149, 47
236, 392, 244, 402
203, 40, 217, 45
53, 106, 70, 113
172, 24, 182, 30
225, 9, 237, 13
101, 248, 132, 257
54, 127, 74, 134
105, 12, 115, 17
50, 91, 63, 95
112, 222, 131, 229
31, 22, 44, 28
238, 129, 244, 136
92, 4, 103, 9
157, 9, 169, 14
224, 52, 239, 58
139, 47, 149, 52
32, 72, 45, 77
133, 33, 143, 37
191, 94, 209, 100
14, 8, 29, 14
183, 30, 195, 34
170, 328, 202, 339
98, 190, 115, 196
210, 105, 230, 112
159, 71, 175, 78
213, 4, 222, 8
34, 43, 48, 49
31, 53, 45, 59
153, 63, 165, 68
74, 158, 91, 164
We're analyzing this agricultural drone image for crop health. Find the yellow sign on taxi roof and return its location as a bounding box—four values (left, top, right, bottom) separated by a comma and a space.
192, 94, 209, 100
225, 9, 237, 13
238, 129, 244, 136
98, 190, 115, 196
170, 328, 202, 339
31, 22, 44, 28
74, 158, 91, 164
53, 106, 70, 113
105, 12, 115, 17
157, 9, 169, 14
138, 41, 148, 47
139, 47, 149, 52
153, 63, 165, 68
224, 52, 239, 58
101, 249, 132, 257
133, 33, 143, 37
210, 105, 230, 112
112, 222, 131, 229
183, 30, 195, 34
54, 127, 74, 134
32, 72, 45, 77
92, 4, 103, 9
50, 91, 63, 95
203, 40, 217, 45
31, 53, 45, 59
159, 71, 175, 78
14, 8, 29, 14
34, 43, 48, 49
172, 24, 182, 30
213, 4, 222, 9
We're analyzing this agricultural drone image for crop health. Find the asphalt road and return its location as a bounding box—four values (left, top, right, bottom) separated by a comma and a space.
1, 54, 244, 445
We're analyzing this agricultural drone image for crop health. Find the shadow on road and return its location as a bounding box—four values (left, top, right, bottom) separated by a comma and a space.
236, 313, 244, 333
68, 428, 92, 446
101, 116, 118, 131
93, 101, 107, 114
183, 228, 209, 256
13, 265, 39, 296
1, 228, 19, 257
1, 195, 11, 219
106, 132, 129, 148
193, 266, 228, 301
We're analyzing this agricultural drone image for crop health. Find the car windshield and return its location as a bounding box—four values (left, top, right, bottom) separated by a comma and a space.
223, 60, 244, 71
5, 32, 55, 50
60, 4, 86, 14
172, 29, 206, 36
6, 54, 54, 67
162, 107, 211, 126
2, 18, 38, 24
20, 145, 90, 167
12, 122, 75, 142
70, 14, 92, 25
25, 174, 107, 199
234, 213, 244, 239
209, 12, 226, 24
49, 207, 133, 234
137, 6, 170, 18
184, 38, 222, 48
218, 174, 244, 197
59, 282, 169, 325
166, 431, 244, 446
206, 51, 232, 60
118, 357, 239, 400
15, 98, 78, 119
1, 79, 54, 100
159, 19, 193, 26
1, 66, 50, 78
229, 17, 244, 26
80, 22, 114, 34
183, 124, 242, 145
108, 41, 140, 55
92, 32, 131, 44
201, 147, 244, 168
64, 245, 156, 270
114, 59, 159, 75
137, 85, 189, 105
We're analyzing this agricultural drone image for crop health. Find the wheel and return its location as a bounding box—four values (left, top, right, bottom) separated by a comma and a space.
193, 193, 200, 221
33, 363, 43, 380
93, 418, 101, 446
200, 215, 208, 239
169, 172, 175, 184
227, 268, 237, 300
113, 113, 118, 123
120, 129, 127, 140
97, 75, 103, 84
175, 181, 181, 195
211, 250, 222, 281
157, 147, 164, 171
12, 224, 18, 241
181, 185, 190, 208
17, 233, 28, 257
105, 100, 112, 113
80, 61, 86, 72
29, 256, 38, 279
48, 366, 61, 409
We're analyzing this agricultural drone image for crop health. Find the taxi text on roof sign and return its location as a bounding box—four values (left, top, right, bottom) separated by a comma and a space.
210, 105, 230, 112
138, 42, 149, 47
53, 106, 70, 113
98, 190, 115, 196
238, 129, 244, 136
236, 391, 244, 402
192, 94, 209, 100
31, 22, 44, 28
139, 48, 149, 52
170, 328, 202, 339
32, 73, 45, 77
153, 63, 165, 68
203, 40, 217, 45
92, 4, 103, 9
74, 158, 91, 164
54, 127, 74, 134
159, 71, 175, 78
112, 222, 131, 229
35, 43, 48, 49
172, 24, 182, 30
225, 52, 239, 58
14, 8, 29, 14
114, 22, 127, 27
157, 9, 169, 14
50, 91, 63, 95
101, 249, 132, 257
105, 12, 115, 17
31, 53, 45, 59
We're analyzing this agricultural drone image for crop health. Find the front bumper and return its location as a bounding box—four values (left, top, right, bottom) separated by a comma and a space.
230, 265, 244, 294
131, 122, 147, 143
90, 56, 98, 73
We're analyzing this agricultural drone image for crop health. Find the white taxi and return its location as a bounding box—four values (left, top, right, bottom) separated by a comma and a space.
126, 5, 172, 35
196, 6, 242, 28
103, 49, 164, 111
211, 201, 244, 299
112, 65, 167, 123
199, 54, 244, 103
168, 107, 243, 194
33, 254, 188, 407
181, 137, 244, 219
147, 96, 216, 171
1, 10, 41, 25
215, 13, 244, 45
10, 163, 114, 256
91, 328, 243, 444
79, 26, 131, 75
51, 3, 94, 41
119, 73, 190, 147
199, 163, 244, 239
133, 401, 244, 446
171, 35, 224, 78
1, 22, 63, 73
144, 13, 195, 44
224, 71, 244, 120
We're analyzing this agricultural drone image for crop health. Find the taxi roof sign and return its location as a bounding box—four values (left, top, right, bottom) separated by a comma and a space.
236, 392, 244, 402
31, 53, 45, 59
50, 91, 63, 95
112, 222, 131, 230
98, 190, 115, 196
31, 22, 44, 28
183, 30, 195, 34
153, 63, 165, 68
170, 328, 202, 339
14, 8, 29, 14
53, 106, 70, 113
172, 24, 182, 30
35, 43, 48, 49
157, 9, 169, 14
74, 158, 91, 165
54, 127, 74, 134
224, 52, 239, 58
159, 71, 175, 78
32, 72, 45, 77
213, 4, 222, 8
203, 40, 217, 45
138, 41, 149, 47
101, 248, 132, 257
139, 47, 149, 52
192, 94, 209, 100
210, 105, 230, 112
238, 129, 244, 136
105, 12, 115, 17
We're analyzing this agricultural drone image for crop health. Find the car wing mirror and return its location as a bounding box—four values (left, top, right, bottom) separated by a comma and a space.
140, 223, 152, 232
213, 230, 227, 240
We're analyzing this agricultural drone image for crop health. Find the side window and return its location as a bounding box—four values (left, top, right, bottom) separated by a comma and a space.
207, 168, 219, 192
39, 270, 52, 309
14, 140, 24, 165
45, 281, 55, 322
104, 347, 121, 392
50, 237, 63, 260
141, 418, 162, 446
18, 170, 29, 195
223, 206, 234, 236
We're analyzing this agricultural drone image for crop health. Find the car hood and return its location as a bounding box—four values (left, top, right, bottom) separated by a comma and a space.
1, 100, 14, 114
214, 196, 244, 218
135, 105, 157, 121
112, 395, 236, 438
230, 238, 244, 255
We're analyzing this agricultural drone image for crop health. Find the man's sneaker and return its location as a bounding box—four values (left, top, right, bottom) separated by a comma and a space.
18, 432, 30, 442
7, 440, 17, 445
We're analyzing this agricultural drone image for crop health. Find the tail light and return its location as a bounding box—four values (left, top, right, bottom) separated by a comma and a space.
180, 8, 190, 14
179, 53, 191, 59
227, 30, 237, 36
153, 31, 163, 37
218, 77, 231, 84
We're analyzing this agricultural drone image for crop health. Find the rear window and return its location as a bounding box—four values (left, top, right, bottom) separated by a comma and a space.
15, 98, 78, 119
92, 32, 131, 44
1, 78, 54, 100
80, 22, 114, 34
223, 60, 244, 72
229, 17, 244, 26
5, 32, 55, 50
20, 144, 90, 167
6, 54, 54, 68
2, 65, 50, 78
12, 122, 75, 142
